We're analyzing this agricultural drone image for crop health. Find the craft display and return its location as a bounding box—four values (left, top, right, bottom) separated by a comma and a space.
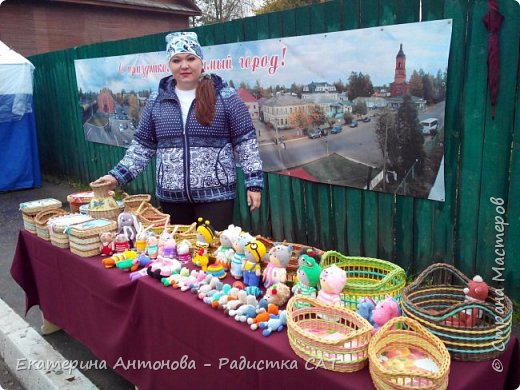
79, 200, 124, 216
48, 213, 93, 248
88, 181, 121, 220
19, 198, 63, 233
69, 219, 118, 257
122, 193, 151, 213
230, 231, 253, 279
34, 208, 68, 240
117, 212, 140, 248
368, 316, 450, 390
401, 263, 512, 362
243, 239, 266, 287
214, 224, 241, 270
99, 232, 115, 256
262, 242, 292, 288
320, 251, 406, 310
286, 296, 373, 372
255, 236, 324, 285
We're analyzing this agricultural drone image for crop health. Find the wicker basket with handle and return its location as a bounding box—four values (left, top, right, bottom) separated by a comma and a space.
34, 208, 68, 241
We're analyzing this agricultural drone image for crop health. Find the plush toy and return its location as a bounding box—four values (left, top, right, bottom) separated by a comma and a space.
146, 256, 181, 281
161, 267, 190, 288
317, 265, 347, 306
193, 247, 210, 270
230, 231, 253, 279
99, 231, 115, 257
115, 252, 150, 272
356, 297, 376, 327
214, 224, 241, 270
145, 234, 159, 259
291, 253, 322, 303
259, 310, 287, 337
196, 217, 215, 247
242, 239, 266, 287
134, 223, 152, 253
248, 299, 280, 330
263, 243, 292, 288
264, 283, 291, 307
178, 269, 207, 292
162, 234, 177, 258
444, 275, 489, 328
114, 233, 130, 253
117, 212, 139, 248
372, 295, 401, 333
102, 250, 137, 268
176, 239, 192, 263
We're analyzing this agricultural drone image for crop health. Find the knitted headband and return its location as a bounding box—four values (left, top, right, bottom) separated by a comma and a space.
165, 32, 204, 61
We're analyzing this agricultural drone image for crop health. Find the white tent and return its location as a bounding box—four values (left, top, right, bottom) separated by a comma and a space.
0, 40, 41, 191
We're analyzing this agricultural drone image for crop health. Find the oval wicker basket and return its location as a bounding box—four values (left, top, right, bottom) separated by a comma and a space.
122, 193, 152, 212
320, 251, 407, 310
19, 198, 63, 233
34, 208, 68, 241
136, 203, 170, 228
255, 236, 324, 286
401, 263, 512, 362
286, 295, 373, 372
368, 316, 451, 390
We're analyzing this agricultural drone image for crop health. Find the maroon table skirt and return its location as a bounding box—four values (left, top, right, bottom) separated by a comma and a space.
10, 230, 520, 389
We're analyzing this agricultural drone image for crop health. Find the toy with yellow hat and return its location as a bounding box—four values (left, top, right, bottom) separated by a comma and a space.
243, 239, 267, 287
193, 217, 215, 267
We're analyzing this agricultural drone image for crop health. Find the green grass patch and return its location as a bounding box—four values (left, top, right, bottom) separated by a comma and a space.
303, 153, 374, 188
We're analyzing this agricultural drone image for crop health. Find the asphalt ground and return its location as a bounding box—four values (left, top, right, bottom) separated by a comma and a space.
1, 181, 133, 389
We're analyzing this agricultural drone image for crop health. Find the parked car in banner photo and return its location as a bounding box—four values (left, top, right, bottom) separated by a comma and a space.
331, 125, 343, 134
308, 128, 322, 139
350, 121, 359, 128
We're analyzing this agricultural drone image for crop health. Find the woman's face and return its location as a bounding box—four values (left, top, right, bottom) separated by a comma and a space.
169, 53, 203, 90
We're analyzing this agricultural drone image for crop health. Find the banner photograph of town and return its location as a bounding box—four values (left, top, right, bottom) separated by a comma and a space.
75, 19, 452, 201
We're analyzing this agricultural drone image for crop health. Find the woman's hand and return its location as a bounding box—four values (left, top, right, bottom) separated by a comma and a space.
92, 175, 118, 190
246, 190, 261, 212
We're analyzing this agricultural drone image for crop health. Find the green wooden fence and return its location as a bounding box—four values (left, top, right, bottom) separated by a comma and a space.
28, 0, 519, 301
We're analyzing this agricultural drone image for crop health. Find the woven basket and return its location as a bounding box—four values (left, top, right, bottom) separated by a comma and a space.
88, 181, 121, 220
286, 296, 373, 372
368, 316, 451, 390
48, 214, 93, 249
320, 251, 407, 310
122, 193, 152, 213
136, 203, 170, 228
19, 198, 62, 233
401, 263, 512, 362
255, 235, 324, 285
69, 219, 117, 257
34, 208, 68, 241
150, 222, 198, 245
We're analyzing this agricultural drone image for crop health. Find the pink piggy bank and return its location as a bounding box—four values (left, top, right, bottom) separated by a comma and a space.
372, 295, 400, 333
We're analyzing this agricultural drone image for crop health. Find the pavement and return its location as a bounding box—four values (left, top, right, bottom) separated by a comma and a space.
0, 182, 134, 390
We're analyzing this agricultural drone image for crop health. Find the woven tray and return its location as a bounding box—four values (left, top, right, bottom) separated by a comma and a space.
401, 263, 512, 362
34, 208, 68, 241
255, 235, 324, 285
286, 296, 373, 372
368, 316, 451, 390
320, 251, 407, 310
136, 203, 170, 228
122, 193, 151, 212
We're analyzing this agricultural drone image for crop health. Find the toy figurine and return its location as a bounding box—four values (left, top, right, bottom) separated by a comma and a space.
196, 217, 215, 247
230, 231, 253, 279
259, 311, 287, 337
145, 234, 159, 259
102, 250, 137, 268
291, 253, 322, 304
242, 239, 266, 287
214, 224, 241, 270
99, 231, 115, 257
162, 234, 177, 258
117, 212, 139, 248
176, 239, 192, 263
356, 297, 376, 327
264, 283, 291, 307
263, 243, 292, 288
445, 275, 489, 328
193, 247, 210, 271
114, 233, 130, 253
372, 295, 401, 333
147, 255, 182, 281
317, 264, 347, 306
135, 223, 152, 253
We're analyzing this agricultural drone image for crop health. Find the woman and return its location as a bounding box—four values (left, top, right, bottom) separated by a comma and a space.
94, 32, 263, 231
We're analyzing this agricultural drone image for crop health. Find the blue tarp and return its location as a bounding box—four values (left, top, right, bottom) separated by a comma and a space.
0, 41, 41, 191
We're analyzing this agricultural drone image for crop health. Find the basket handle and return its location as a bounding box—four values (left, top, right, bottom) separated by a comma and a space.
411, 262, 470, 288
135, 201, 148, 215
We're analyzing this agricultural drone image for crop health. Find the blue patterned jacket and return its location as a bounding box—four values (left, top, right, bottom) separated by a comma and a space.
109, 74, 263, 203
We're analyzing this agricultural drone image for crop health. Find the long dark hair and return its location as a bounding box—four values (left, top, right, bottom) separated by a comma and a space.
195, 74, 216, 126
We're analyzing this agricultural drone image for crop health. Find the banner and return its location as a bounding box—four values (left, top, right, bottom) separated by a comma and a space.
74, 19, 452, 201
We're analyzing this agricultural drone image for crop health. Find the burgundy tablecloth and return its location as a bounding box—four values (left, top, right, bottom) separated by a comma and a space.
10, 230, 520, 390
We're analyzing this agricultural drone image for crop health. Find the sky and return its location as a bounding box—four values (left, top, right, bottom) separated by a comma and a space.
75, 19, 452, 94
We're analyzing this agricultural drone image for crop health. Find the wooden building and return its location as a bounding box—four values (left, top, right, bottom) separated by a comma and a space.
0, 0, 200, 57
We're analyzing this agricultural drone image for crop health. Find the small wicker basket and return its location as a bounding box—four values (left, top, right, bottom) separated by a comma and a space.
48, 214, 93, 249
19, 198, 62, 233
286, 296, 373, 372
136, 203, 170, 228
34, 208, 68, 241
150, 222, 198, 245
88, 181, 121, 220
122, 193, 152, 213
69, 219, 117, 257
368, 316, 451, 390
320, 251, 407, 310
401, 263, 512, 362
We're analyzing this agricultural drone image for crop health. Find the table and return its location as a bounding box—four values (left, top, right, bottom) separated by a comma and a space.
11, 230, 520, 389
